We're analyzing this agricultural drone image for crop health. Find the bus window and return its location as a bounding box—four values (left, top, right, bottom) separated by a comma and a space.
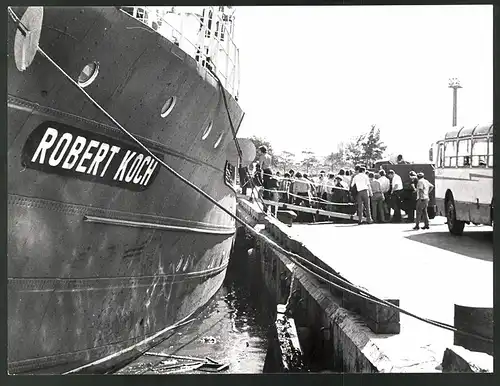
437, 143, 444, 167
488, 137, 493, 167
444, 140, 457, 167
457, 139, 471, 167
472, 138, 488, 167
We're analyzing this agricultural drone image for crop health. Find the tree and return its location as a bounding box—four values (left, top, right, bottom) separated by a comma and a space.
361, 125, 387, 168
345, 134, 365, 166
275, 151, 295, 174
325, 142, 349, 172
300, 149, 317, 174
325, 153, 336, 172
301, 155, 318, 174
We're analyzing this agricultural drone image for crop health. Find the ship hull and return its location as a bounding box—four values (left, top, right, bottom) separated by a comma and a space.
7, 6, 243, 374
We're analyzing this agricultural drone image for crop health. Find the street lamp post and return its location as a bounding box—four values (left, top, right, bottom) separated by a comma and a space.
448, 78, 462, 127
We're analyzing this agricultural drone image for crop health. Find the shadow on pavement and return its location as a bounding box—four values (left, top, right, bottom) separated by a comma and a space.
405, 230, 493, 262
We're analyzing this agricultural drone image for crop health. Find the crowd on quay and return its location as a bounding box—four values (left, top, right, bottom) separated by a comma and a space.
238, 146, 434, 230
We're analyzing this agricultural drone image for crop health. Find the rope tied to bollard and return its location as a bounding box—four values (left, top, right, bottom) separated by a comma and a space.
284, 266, 297, 314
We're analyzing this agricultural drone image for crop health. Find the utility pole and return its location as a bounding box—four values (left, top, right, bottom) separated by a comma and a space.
448, 78, 462, 127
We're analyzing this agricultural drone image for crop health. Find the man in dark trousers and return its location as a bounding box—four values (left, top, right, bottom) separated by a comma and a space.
414, 172, 434, 230
350, 166, 373, 225
238, 165, 249, 195
388, 169, 403, 222
404, 171, 418, 222
257, 146, 273, 212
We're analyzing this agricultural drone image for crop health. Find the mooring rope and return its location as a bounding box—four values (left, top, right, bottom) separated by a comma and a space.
7, 7, 492, 360
284, 267, 297, 311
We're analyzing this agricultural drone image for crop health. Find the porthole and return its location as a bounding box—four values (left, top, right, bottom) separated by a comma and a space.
201, 121, 213, 140
160, 96, 177, 118
214, 133, 224, 148
78, 62, 100, 88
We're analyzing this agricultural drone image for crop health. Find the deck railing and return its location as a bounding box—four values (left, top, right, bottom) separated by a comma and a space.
120, 6, 240, 100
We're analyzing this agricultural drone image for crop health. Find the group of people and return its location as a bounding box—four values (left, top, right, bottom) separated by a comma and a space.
238, 146, 434, 230
348, 165, 434, 229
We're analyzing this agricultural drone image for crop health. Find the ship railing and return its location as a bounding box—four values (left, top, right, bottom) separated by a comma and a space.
181, 7, 240, 100
129, 6, 240, 100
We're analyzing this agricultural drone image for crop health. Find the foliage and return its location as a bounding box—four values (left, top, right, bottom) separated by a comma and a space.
299, 150, 318, 174
301, 156, 318, 174
345, 134, 366, 166
361, 125, 387, 167
343, 125, 387, 168
275, 151, 296, 173
325, 142, 350, 172
244, 126, 387, 174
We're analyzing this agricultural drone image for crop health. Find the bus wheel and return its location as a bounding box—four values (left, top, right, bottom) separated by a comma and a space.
446, 197, 465, 235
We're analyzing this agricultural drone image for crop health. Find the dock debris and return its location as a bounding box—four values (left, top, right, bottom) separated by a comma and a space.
201, 336, 217, 344
144, 352, 229, 373
274, 304, 305, 372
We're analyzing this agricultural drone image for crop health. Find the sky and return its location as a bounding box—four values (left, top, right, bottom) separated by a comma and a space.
232, 5, 493, 163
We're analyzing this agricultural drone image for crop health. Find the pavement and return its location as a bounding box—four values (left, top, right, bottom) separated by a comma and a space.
286, 216, 493, 372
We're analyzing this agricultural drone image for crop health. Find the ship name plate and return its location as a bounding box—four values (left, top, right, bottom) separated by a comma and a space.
22, 121, 162, 191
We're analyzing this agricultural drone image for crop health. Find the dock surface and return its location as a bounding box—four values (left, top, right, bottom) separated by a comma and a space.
240, 197, 493, 372
290, 219, 492, 370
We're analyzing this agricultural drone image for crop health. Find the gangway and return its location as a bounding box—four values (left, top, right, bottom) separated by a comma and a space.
260, 198, 365, 223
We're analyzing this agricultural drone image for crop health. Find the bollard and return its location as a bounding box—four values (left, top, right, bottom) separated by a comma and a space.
363, 299, 400, 334
454, 304, 493, 355
277, 210, 297, 227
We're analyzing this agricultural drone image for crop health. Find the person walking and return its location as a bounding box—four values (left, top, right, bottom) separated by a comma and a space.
350, 166, 373, 225
238, 165, 250, 196
369, 172, 385, 223
315, 171, 328, 220
287, 169, 295, 203
333, 175, 349, 214
279, 173, 291, 203
413, 172, 434, 230
388, 169, 403, 223
257, 146, 273, 209
325, 173, 336, 213
258, 146, 272, 191
291, 172, 312, 222
316, 171, 327, 199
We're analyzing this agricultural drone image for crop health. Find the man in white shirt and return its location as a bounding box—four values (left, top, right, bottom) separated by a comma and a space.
388, 169, 403, 222
414, 172, 434, 230
257, 146, 273, 208
338, 169, 350, 186
378, 169, 391, 220
316, 170, 327, 196
350, 166, 373, 225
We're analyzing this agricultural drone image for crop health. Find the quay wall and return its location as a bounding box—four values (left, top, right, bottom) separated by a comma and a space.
235, 198, 396, 373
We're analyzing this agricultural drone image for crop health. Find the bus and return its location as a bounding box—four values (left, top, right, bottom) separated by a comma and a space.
429, 123, 493, 235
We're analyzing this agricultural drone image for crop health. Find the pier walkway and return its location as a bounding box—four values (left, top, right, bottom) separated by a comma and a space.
238, 197, 493, 372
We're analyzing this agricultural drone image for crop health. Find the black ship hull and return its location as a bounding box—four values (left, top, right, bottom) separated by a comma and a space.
7, 6, 243, 374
